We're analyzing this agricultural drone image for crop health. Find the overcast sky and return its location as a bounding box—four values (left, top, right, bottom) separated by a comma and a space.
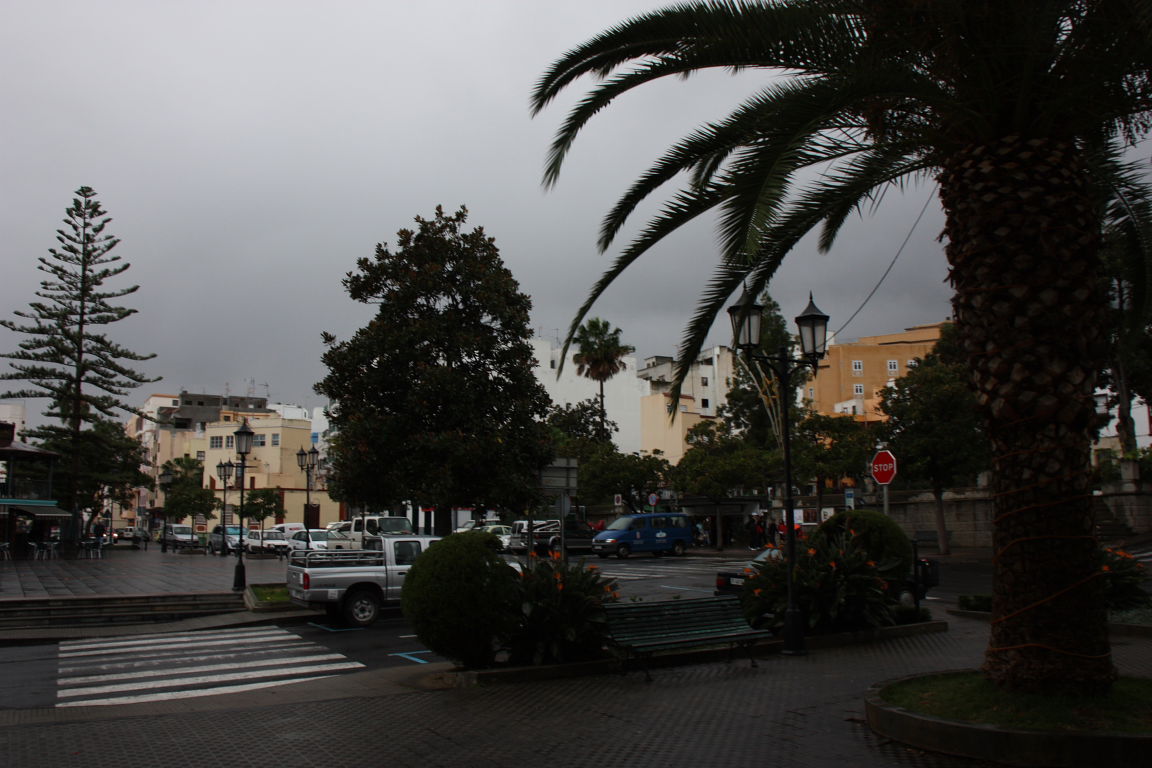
0, 1, 953, 420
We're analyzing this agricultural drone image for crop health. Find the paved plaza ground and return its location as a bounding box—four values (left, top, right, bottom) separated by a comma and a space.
0, 543, 1148, 768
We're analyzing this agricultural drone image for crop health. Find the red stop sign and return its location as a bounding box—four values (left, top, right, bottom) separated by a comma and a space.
871, 450, 897, 485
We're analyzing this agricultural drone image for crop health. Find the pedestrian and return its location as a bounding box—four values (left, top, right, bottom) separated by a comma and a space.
766, 518, 778, 547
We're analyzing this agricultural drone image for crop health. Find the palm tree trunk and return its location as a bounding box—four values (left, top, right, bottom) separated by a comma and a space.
939, 136, 1114, 695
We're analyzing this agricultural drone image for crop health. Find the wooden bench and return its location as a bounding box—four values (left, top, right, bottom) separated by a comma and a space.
602, 595, 773, 680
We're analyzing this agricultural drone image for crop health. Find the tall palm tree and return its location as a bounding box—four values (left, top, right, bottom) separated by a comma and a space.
532, 0, 1152, 694
572, 317, 635, 439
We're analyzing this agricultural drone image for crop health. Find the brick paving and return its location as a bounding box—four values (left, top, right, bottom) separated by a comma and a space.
0, 544, 1148, 768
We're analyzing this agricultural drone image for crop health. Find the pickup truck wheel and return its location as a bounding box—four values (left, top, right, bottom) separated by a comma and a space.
616, 544, 630, 559
672, 541, 686, 556
343, 590, 381, 627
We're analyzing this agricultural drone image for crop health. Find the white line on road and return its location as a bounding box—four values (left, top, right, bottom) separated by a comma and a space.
56, 675, 342, 708
60, 653, 354, 685
57, 661, 364, 698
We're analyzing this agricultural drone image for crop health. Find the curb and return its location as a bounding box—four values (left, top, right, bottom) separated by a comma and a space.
454, 619, 949, 686
945, 609, 1152, 638
865, 670, 1152, 768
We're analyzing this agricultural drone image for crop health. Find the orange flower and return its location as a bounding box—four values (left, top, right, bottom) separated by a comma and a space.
753, 588, 763, 597
550, 550, 562, 561
1102, 564, 1112, 572
807, 547, 816, 556
849, 528, 856, 536
866, 560, 876, 568
829, 560, 837, 570
587, 563, 599, 570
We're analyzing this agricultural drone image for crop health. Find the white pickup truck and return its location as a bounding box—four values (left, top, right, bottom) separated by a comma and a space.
286, 536, 439, 626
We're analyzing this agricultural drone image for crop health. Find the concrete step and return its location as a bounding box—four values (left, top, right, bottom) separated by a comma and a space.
0, 593, 246, 629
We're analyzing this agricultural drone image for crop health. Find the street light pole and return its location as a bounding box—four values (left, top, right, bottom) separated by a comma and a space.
232, 419, 254, 593
729, 291, 829, 657
158, 469, 173, 553
296, 445, 319, 542
215, 459, 235, 558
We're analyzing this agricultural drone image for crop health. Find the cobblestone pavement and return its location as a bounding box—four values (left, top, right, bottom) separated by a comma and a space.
1, 613, 1149, 768
0, 544, 292, 599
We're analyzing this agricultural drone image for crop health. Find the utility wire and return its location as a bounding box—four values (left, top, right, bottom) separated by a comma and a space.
831, 185, 938, 339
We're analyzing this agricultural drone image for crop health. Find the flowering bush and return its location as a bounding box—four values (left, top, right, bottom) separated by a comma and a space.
1100, 547, 1151, 611
740, 532, 891, 634
506, 551, 619, 665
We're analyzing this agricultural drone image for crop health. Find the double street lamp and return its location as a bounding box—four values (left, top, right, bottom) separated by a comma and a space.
215, 458, 235, 558
728, 291, 829, 656
232, 419, 255, 592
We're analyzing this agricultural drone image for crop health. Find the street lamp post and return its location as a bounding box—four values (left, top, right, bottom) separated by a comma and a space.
728, 291, 829, 656
296, 444, 319, 527
215, 459, 235, 558
232, 419, 255, 592
157, 469, 174, 553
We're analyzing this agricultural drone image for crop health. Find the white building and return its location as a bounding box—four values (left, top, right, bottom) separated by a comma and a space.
0, 402, 28, 439
531, 337, 649, 455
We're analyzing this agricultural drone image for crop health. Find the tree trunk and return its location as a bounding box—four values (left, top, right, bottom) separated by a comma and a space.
939, 136, 1114, 695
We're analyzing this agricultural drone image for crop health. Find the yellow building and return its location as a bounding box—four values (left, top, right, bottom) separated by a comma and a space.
809, 322, 947, 422
203, 416, 340, 530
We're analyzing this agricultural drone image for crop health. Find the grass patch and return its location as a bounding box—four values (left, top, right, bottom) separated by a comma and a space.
881, 671, 1152, 734
250, 584, 289, 603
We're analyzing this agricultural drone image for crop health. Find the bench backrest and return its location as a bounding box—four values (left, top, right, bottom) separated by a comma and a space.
603, 596, 755, 643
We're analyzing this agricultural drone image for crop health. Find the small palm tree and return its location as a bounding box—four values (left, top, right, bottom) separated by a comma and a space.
532, 0, 1152, 695
572, 318, 635, 438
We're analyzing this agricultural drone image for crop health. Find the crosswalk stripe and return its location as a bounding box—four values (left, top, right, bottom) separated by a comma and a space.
55, 626, 366, 708
58, 661, 365, 698
56, 675, 342, 708
60, 653, 353, 685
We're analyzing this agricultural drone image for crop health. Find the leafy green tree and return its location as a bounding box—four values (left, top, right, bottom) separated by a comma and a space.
1, 187, 158, 544
547, 398, 616, 446
243, 488, 286, 545
672, 419, 778, 501
532, 0, 1152, 694
572, 318, 634, 437
316, 206, 554, 532
160, 457, 217, 534
578, 447, 670, 511
880, 345, 991, 555
792, 412, 875, 513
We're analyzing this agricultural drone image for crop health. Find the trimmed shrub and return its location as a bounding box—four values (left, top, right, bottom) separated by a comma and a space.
813, 509, 913, 579
401, 531, 518, 669
507, 552, 619, 665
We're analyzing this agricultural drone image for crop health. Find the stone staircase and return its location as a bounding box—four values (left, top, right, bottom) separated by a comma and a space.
0, 592, 246, 630
1094, 497, 1136, 542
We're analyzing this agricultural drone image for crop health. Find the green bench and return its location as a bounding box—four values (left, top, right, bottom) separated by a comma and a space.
602, 595, 774, 680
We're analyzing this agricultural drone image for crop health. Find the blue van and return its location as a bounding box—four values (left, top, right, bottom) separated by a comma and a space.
591, 512, 694, 558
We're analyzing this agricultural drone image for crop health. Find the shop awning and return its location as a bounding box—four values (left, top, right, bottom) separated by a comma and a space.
7, 505, 74, 519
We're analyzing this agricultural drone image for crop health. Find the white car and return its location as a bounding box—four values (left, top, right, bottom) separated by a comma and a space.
207, 525, 242, 554
285, 529, 330, 552
245, 529, 290, 555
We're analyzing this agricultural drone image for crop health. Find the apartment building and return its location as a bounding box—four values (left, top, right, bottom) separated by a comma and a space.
638, 346, 738, 465
531, 337, 648, 454
808, 322, 947, 422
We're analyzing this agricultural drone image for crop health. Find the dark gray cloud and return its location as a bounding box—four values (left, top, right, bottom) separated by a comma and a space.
0, 1, 952, 418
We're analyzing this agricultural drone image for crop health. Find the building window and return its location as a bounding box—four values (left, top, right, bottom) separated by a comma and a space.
171, 399, 178, 406
209, 436, 223, 449
271, 433, 280, 447
196, 451, 205, 461
907, 359, 917, 369
253, 434, 267, 447
851, 360, 863, 375
701, 398, 710, 409
854, 384, 865, 396
887, 360, 899, 374
225, 435, 234, 449
808, 387, 814, 400
701, 376, 709, 386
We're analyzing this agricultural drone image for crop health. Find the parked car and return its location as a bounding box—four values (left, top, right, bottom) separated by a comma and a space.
714, 547, 782, 595
245, 529, 290, 555
453, 518, 501, 533
286, 529, 331, 552
162, 524, 196, 550
506, 519, 560, 554
480, 524, 513, 551
591, 512, 695, 558
207, 525, 242, 554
